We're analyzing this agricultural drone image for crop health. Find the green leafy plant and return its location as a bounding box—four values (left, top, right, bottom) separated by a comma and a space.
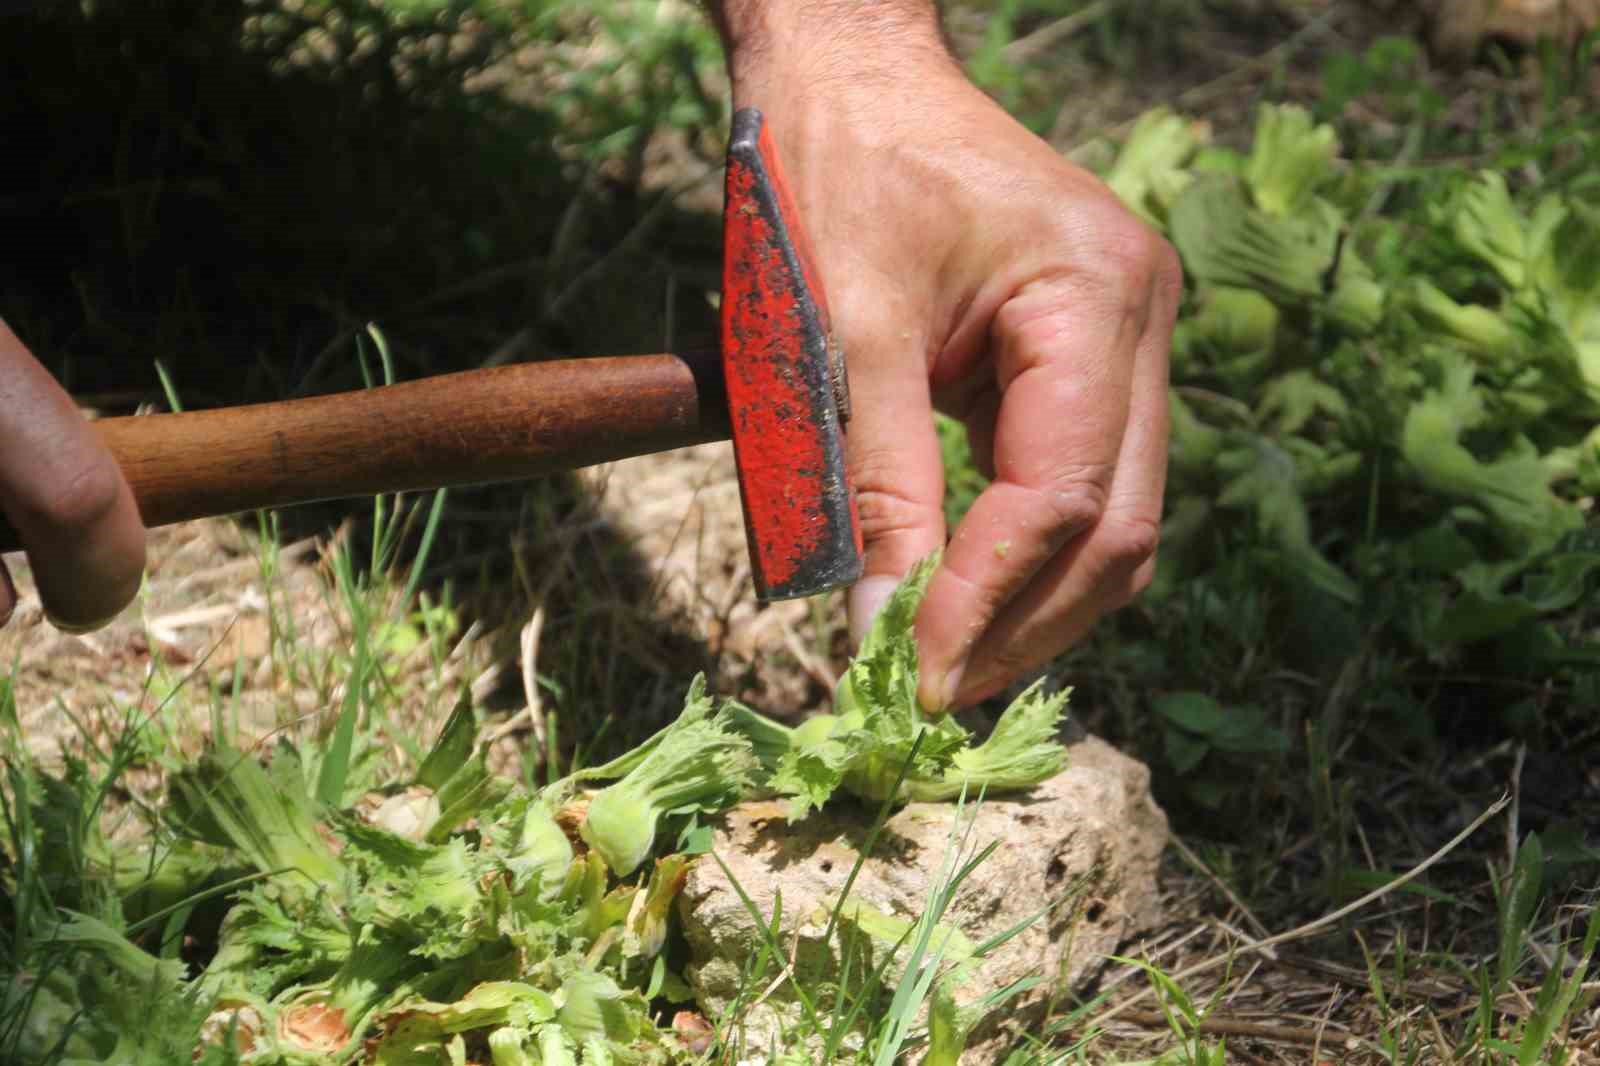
1074, 99, 1600, 776
1, 552, 1082, 1064
1151, 693, 1289, 810
575, 676, 757, 876
725, 556, 1070, 820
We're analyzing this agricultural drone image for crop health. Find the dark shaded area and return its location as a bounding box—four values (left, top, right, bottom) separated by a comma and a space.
7, 1, 538, 400
0, 0, 720, 402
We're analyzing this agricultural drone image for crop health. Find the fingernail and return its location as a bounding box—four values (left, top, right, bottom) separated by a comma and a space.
919, 659, 966, 716
941, 661, 967, 709
847, 575, 900, 648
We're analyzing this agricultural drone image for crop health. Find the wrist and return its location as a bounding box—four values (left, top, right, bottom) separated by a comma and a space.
709, 1, 955, 106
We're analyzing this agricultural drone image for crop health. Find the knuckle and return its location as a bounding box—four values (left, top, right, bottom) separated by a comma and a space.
850, 443, 941, 543
936, 553, 1012, 622
1105, 513, 1161, 570
1028, 476, 1108, 536
1153, 235, 1184, 301
26, 452, 126, 536
854, 484, 930, 542
1076, 210, 1166, 306
848, 440, 950, 573
1088, 514, 1161, 612
1128, 555, 1158, 599
1000, 206, 1170, 343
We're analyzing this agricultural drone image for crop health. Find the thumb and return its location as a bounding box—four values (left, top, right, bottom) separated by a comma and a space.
839, 308, 948, 649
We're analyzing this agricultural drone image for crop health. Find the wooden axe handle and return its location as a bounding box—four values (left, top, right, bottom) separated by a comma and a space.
0, 350, 728, 555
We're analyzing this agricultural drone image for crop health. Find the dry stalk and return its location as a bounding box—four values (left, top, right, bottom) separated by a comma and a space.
1171, 833, 1273, 943
486, 605, 548, 754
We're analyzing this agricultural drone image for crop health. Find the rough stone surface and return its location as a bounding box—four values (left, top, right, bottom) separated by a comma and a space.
678, 730, 1169, 1064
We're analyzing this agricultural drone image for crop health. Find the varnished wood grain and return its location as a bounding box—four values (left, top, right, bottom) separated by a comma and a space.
0, 350, 728, 553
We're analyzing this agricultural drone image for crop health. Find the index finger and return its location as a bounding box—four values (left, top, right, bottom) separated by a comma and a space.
914, 258, 1149, 711
0, 318, 146, 630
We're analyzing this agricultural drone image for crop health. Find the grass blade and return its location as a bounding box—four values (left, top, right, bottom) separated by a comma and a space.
1496, 832, 1544, 995
1517, 903, 1600, 1065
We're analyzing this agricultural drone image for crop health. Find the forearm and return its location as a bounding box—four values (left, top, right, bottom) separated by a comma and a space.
703, 0, 957, 99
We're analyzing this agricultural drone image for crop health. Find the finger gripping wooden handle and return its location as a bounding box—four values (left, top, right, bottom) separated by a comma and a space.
0, 351, 727, 555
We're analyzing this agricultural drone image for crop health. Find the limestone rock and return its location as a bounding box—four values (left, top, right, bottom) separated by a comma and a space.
677, 732, 1169, 1064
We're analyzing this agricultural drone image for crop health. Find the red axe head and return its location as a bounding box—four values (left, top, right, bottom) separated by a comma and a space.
721, 108, 864, 603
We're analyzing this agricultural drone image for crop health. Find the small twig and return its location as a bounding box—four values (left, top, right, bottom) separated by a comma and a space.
1174, 5, 1346, 109
417, 256, 547, 311
1092, 793, 1512, 1028
779, 621, 839, 693
1277, 952, 1463, 1001
543, 165, 719, 326
1506, 741, 1526, 872
1359, 117, 1426, 222
1356, 819, 1379, 873
1115, 1009, 1356, 1046
1095, 922, 1212, 998
745, 923, 805, 1015
479, 327, 542, 369
1002, 0, 1109, 63
1312, 986, 1341, 1065
1424, 1008, 1453, 1058
469, 661, 506, 707
486, 606, 547, 754
444, 618, 485, 669
543, 162, 603, 303
519, 607, 546, 754
170, 534, 319, 596
1086, 1, 1348, 148
146, 602, 252, 635
613, 479, 740, 527
1220, 955, 1265, 1008
1171, 834, 1273, 943
287, 325, 362, 399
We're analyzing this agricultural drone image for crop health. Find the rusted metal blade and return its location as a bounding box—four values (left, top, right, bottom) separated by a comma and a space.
720, 107, 863, 602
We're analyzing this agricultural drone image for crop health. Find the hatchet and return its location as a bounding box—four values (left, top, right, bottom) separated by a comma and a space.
2, 109, 864, 602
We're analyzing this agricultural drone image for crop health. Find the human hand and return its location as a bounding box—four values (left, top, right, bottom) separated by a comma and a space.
712, 2, 1180, 711
0, 317, 146, 630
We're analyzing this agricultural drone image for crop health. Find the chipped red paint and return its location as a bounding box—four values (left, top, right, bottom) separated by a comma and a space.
721, 109, 863, 601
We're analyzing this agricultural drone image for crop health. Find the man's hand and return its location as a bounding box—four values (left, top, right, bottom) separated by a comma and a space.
0, 318, 146, 630
711, 1, 1180, 711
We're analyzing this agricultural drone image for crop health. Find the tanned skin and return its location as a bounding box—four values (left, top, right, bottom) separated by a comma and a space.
707, 1, 1181, 711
